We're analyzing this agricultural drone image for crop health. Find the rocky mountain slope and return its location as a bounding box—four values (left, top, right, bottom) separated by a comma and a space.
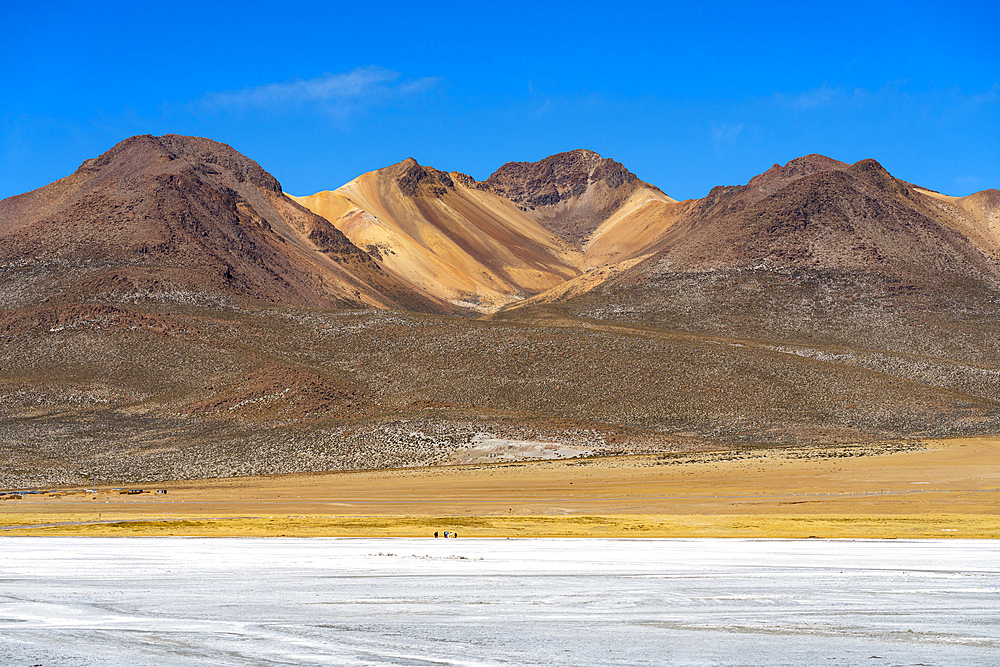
2, 136, 999, 488
513, 154, 1000, 308
643, 158, 999, 280
0, 134, 444, 312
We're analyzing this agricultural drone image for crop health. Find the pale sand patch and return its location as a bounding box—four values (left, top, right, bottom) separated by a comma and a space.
445, 434, 593, 464
2, 437, 997, 537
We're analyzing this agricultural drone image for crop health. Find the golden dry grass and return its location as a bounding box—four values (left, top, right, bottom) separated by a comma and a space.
3, 436, 998, 538
3, 514, 998, 539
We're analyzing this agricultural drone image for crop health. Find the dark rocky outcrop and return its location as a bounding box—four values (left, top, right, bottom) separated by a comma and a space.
395, 159, 455, 198
476, 149, 662, 245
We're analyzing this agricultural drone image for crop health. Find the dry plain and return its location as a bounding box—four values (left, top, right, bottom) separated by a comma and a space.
2, 436, 998, 538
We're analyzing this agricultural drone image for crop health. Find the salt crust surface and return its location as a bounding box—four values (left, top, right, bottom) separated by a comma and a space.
1, 538, 998, 665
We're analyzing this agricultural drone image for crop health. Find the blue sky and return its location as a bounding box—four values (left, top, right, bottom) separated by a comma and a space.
2, 0, 997, 201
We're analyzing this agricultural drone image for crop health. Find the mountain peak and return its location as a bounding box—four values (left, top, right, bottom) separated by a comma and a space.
391, 159, 455, 198
0, 133, 446, 311
481, 149, 638, 204
847, 157, 892, 180
476, 149, 660, 244
73, 134, 282, 194
745, 154, 850, 196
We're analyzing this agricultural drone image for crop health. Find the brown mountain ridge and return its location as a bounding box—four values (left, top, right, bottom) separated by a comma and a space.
1, 134, 999, 488
0, 134, 448, 313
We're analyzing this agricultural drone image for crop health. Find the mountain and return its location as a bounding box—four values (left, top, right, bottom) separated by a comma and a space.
642, 158, 1000, 280
2, 137, 1000, 488
916, 186, 1000, 258
290, 158, 582, 312
504, 156, 1000, 443
0, 134, 444, 312
475, 149, 676, 247
512, 154, 1000, 310
291, 149, 684, 311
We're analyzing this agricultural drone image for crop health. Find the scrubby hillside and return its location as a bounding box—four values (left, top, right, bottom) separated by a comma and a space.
2, 140, 999, 488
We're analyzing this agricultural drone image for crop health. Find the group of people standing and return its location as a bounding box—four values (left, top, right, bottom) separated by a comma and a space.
434, 531, 458, 538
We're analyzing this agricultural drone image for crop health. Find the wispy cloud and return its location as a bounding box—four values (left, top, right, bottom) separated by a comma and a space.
769, 82, 1000, 123
200, 67, 441, 111
772, 84, 850, 110
711, 122, 744, 146
954, 175, 984, 193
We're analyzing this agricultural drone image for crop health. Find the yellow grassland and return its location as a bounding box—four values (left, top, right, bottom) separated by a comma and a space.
3, 436, 997, 538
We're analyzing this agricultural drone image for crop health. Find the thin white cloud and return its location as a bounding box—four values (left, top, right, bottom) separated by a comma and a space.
711, 122, 743, 146
955, 175, 983, 193
773, 84, 846, 110
201, 66, 441, 109
770, 82, 1000, 120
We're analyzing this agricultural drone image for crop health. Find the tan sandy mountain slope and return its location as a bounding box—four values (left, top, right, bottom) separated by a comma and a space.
293, 150, 684, 310
915, 187, 1000, 258
291, 159, 582, 312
